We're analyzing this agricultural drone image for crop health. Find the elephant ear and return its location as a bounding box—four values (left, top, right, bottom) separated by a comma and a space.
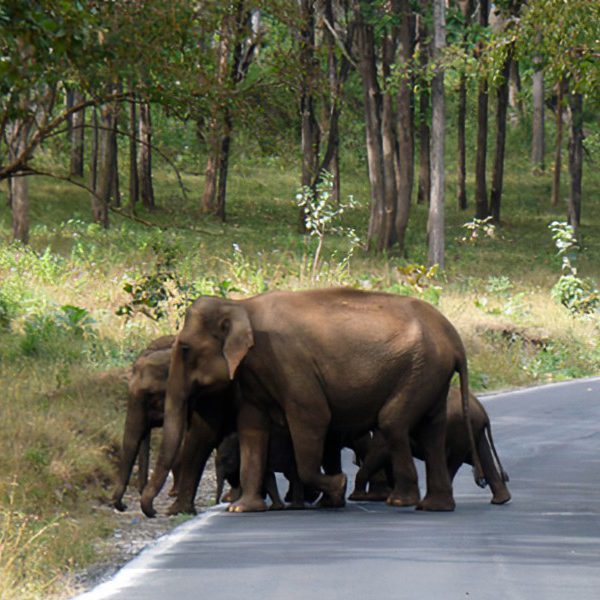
219, 305, 254, 380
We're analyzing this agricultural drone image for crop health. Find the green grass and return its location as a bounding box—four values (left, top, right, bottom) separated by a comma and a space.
0, 119, 599, 597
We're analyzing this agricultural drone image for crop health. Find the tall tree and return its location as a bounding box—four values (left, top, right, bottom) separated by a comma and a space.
456, 0, 473, 211
550, 78, 566, 208
138, 101, 154, 210
530, 39, 545, 172
69, 89, 85, 178
128, 94, 139, 213
416, 1, 431, 206
394, 0, 414, 251
427, 0, 446, 267
474, 0, 490, 219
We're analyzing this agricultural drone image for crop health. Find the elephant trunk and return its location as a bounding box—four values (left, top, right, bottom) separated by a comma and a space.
112, 397, 148, 511
141, 345, 188, 518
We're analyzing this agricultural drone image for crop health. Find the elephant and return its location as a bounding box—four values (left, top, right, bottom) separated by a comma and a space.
348, 387, 511, 505
112, 335, 237, 514
140, 288, 485, 517
215, 429, 319, 509
111, 335, 176, 511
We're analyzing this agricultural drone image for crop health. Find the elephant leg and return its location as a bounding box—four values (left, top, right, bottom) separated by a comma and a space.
136, 430, 151, 494
411, 394, 455, 512
349, 434, 390, 501
229, 402, 269, 513
286, 405, 347, 508
166, 411, 220, 516
378, 396, 421, 508
478, 426, 511, 505
264, 471, 285, 510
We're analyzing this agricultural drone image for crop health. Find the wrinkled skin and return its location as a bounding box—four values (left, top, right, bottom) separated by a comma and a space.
349, 387, 511, 505
112, 336, 175, 511
141, 288, 485, 517
215, 429, 318, 510
112, 336, 236, 515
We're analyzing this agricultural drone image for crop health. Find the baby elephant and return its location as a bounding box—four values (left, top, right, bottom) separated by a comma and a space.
215, 429, 313, 509
111, 335, 176, 511
349, 387, 511, 505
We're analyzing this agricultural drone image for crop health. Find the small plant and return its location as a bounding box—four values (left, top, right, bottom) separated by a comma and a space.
0, 291, 17, 331
458, 216, 496, 245
295, 171, 361, 281
474, 276, 529, 318
548, 221, 599, 315
116, 243, 196, 325
390, 264, 442, 305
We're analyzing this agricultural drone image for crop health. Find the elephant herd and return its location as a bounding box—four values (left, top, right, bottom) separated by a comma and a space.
111, 288, 511, 517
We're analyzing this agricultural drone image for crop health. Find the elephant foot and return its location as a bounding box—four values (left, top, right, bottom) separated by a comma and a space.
286, 502, 306, 510
112, 498, 127, 512
228, 496, 268, 513
386, 490, 420, 508
491, 489, 511, 505
349, 490, 388, 502
319, 473, 347, 508
222, 487, 241, 503
167, 498, 196, 516
140, 494, 157, 518
416, 493, 455, 512
167, 484, 179, 498
269, 501, 285, 511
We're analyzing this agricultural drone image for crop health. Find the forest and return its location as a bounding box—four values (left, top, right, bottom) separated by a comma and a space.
0, 1, 599, 598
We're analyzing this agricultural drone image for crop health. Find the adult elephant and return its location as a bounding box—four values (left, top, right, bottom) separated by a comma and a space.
141, 288, 484, 517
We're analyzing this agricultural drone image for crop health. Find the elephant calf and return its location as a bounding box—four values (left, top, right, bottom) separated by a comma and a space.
349, 387, 511, 505
215, 429, 316, 509
111, 335, 176, 511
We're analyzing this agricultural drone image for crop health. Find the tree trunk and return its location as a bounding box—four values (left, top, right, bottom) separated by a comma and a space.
567, 91, 583, 236
381, 30, 399, 248
110, 114, 120, 207
138, 101, 154, 210
416, 1, 431, 206
93, 103, 117, 227
9, 126, 29, 244
299, 0, 319, 232
69, 89, 85, 178
395, 0, 414, 252
474, 0, 489, 219
457, 73, 468, 210
508, 59, 523, 118
489, 49, 512, 223
427, 0, 446, 268
551, 78, 566, 208
215, 112, 233, 222
128, 96, 139, 213
355, 11, 386, 252
89, 106, 98, 195
531, 48, 545, 172
456, 0, 473, 210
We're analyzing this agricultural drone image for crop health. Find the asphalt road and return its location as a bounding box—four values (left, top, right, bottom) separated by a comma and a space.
77, 377, 600, 600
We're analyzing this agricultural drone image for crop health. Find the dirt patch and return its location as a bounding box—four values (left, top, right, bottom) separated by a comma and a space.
69, 457, 218, 597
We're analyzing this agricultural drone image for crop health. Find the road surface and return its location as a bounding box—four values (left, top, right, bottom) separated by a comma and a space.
76, 377, 600, 600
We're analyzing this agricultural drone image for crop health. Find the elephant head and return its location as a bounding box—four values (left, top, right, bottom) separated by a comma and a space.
140, 297, 253, 517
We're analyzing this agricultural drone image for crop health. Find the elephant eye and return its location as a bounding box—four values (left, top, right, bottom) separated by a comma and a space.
180, 344, 190, 360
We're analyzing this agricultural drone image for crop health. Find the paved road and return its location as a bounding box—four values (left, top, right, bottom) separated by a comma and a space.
77, 378, 600, 600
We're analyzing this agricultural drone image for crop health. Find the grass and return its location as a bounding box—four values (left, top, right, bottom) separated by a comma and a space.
0, 114, 599, 597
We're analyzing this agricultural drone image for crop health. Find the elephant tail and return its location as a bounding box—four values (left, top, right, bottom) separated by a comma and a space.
215, 462, 225, 504
483, 423, 510, 483
458, 360, 486, 488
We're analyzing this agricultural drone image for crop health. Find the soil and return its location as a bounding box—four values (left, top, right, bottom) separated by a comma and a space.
69, 457, 218, 597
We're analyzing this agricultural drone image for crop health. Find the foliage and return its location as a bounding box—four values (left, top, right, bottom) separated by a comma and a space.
391, 264, 442, 305
549, 221, 600, 315
116, 243, 195, 325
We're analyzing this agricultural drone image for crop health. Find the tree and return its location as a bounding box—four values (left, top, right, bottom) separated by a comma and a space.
138, 101, 154, 210
427, 0, 446, 268
416, 0, 431, 206
474, 0, 490, 219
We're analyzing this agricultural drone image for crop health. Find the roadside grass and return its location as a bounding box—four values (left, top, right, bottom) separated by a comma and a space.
0, 132, 599, 598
